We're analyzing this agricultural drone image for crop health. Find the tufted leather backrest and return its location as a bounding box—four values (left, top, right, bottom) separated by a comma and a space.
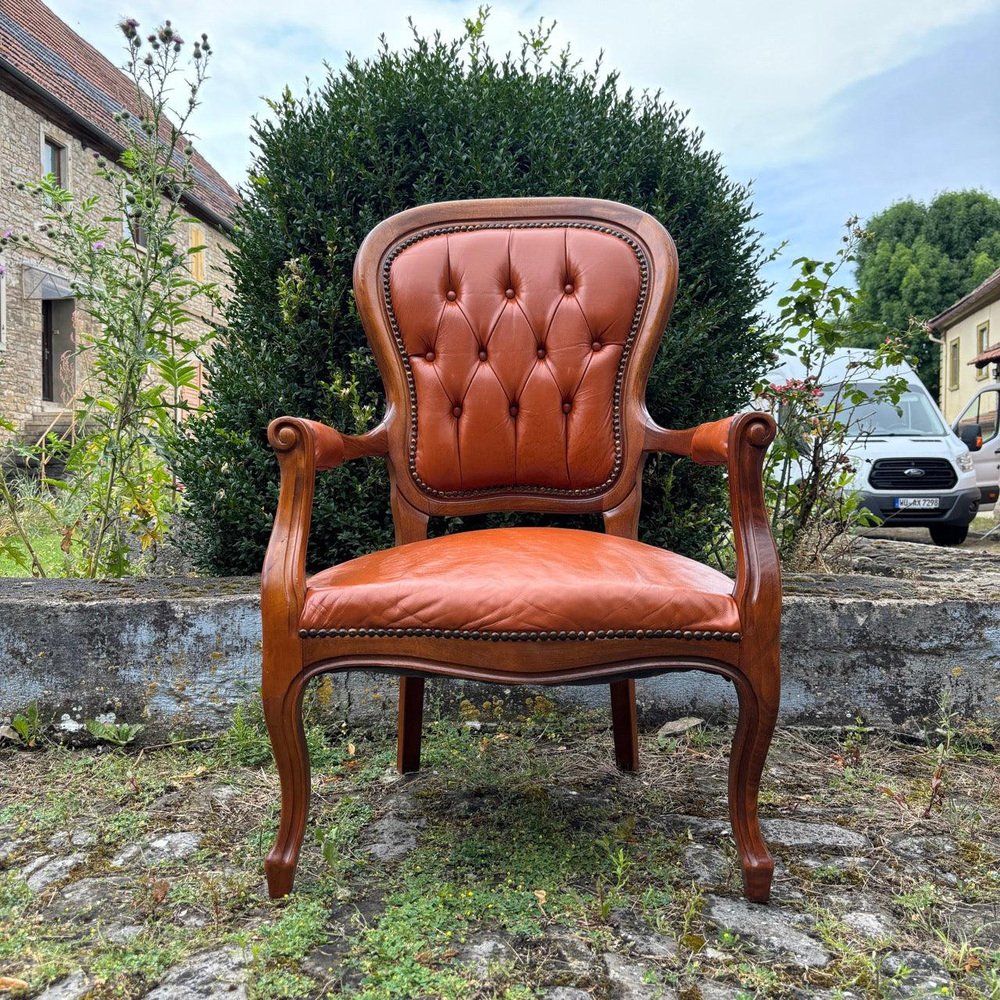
354, 199, 678, 520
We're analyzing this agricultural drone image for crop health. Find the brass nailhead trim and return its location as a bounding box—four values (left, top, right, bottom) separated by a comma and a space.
382, 221, 650, 499
300, 626, 741, 642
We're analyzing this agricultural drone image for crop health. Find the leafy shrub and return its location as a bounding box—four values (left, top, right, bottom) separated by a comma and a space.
757, 226, 909, 565
175, 14, 769, 573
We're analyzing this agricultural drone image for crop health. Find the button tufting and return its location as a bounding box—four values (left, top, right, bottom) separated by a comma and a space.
564, 283, 574, 293
536, 347, 546, 359
562, 401, 572, 413
505, 288, 515, 298
478, 348, 487, 361
509, 403, 519, 417
425, 351, 435, 362
452, 405, 462, 417
446, 290, 457, 301
591, 340, 602, 351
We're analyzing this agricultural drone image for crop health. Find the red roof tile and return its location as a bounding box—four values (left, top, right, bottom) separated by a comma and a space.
0, 0, 239, 227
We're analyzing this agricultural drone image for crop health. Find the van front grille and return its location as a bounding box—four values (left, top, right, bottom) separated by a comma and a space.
868, 458, 957, 491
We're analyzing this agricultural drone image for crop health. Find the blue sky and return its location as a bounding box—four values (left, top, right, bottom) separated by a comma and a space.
52, 0, 1000, 308
745, 3, 1000, 299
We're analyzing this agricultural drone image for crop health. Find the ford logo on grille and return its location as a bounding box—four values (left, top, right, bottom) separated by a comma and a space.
903, 467, 926, 477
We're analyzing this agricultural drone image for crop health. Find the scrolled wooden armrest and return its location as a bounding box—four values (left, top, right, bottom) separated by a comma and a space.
267, 416, 388, 471
643, 411, 776, 465
643, 409, 779, 629
262, 416, 389, 640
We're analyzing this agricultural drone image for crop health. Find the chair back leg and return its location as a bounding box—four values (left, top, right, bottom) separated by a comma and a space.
610, 678, 640, 771
397, 676, 425, 773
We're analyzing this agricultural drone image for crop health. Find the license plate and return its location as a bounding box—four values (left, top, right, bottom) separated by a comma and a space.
894, 497, 939, 509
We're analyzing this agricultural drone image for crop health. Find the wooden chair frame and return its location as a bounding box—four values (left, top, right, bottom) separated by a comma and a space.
260, 197, 780, 903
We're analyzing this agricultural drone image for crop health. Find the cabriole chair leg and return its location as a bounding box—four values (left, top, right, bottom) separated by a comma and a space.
263, 675, 310, 899
610, 678, 640, 772
728, 667, 779, 902
397, 676, 425, 774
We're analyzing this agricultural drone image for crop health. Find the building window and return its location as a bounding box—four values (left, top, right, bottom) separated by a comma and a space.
41, 137, 65, 187
189, 224, 206, 282
976, 322, 990, 381
949, 338, 960, 391
124, 211, 148, 249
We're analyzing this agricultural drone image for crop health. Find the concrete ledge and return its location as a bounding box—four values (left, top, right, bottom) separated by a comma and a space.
0, 561, 997, 738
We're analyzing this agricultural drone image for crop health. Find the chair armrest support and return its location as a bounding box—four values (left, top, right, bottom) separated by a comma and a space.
644, 411, 780, 633
261, 416, 389, 642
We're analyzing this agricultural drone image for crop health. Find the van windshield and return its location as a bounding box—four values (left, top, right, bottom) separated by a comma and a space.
819, 382, 948, 437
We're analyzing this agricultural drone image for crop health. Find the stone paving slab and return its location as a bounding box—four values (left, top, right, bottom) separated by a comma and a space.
0, 715, 997, 999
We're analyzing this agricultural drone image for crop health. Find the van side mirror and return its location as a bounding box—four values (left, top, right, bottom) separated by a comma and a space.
958, 423, 983, 452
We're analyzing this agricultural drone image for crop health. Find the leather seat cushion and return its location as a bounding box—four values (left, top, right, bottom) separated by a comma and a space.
301, 527, 740, 640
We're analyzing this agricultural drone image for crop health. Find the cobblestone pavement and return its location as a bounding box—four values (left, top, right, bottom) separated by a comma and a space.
1, 705, 998, 998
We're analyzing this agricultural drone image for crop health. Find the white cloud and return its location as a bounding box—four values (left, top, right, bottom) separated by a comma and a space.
50, 0, 993, 188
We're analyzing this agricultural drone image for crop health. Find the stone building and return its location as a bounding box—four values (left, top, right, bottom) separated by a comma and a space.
0, 0, 238, 443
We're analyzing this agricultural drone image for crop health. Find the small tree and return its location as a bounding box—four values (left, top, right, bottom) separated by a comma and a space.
758, 224, 909, 564
176, 13, 770, 574
846, 191, 1000, 390
0, 18, 219, 577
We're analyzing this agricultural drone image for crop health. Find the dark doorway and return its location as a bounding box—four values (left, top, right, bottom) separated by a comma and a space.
42, 300, 54, 402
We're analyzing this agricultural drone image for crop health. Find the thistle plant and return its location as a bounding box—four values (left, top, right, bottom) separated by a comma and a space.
1, 17, 221, 577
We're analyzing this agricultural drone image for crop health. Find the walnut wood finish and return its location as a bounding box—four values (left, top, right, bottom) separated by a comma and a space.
260, 197, 781, 904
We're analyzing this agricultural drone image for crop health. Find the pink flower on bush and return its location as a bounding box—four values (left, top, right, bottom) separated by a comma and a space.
91, 240, 106, 251
765, 377, 824, 402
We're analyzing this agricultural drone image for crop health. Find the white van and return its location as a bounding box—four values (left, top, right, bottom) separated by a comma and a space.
767, 350, 980, 545
952, 380, 1000, 512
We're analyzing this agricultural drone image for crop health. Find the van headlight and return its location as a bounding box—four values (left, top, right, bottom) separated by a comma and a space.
958, 453, 974, 473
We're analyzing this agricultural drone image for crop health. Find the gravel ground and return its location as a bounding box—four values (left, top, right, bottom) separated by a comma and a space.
1, 700, 998, 999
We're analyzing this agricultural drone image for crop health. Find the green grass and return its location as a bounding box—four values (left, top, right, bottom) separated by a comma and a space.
0, 528, 65, 576
1, 699, 999, 999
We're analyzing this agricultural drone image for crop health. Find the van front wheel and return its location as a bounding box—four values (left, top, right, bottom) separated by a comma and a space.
930, 524, 968, 546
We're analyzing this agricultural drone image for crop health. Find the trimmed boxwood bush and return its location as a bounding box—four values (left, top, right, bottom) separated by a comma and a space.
175, 17, 770, 574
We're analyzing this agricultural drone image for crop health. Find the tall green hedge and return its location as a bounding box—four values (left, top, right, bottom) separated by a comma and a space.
175, 19, 770, 574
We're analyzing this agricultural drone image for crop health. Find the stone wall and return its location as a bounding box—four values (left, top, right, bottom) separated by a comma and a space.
0, 83, 231, 440
0, 564, 996, 740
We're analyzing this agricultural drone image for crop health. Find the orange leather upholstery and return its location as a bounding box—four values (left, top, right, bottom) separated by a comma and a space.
300, 527, 740, 644
691, 415, 735, 466
386, 226, 643, 496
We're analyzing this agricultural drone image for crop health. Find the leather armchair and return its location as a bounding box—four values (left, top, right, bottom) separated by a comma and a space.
260, 197, 780, 903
